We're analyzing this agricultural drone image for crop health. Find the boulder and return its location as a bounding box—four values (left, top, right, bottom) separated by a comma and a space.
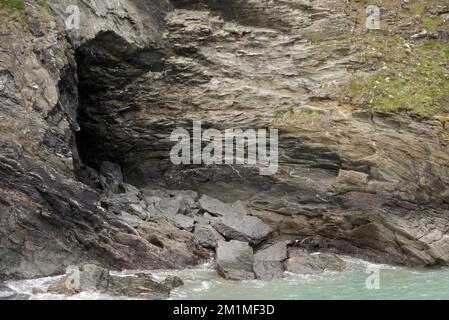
216, 240, 255, 280
213, 214, 272, 245
199, 195, 248, 217
107, 273, 171, 299
194, 224, 225, 249
147, 197, 193, 216
47, 265, 174, 299
99, 161, 123, 193
101, 190, 143, 215
78, 264, 110, 291
255, 242, 288, 262
165, 214, 195, 231
284, 249, 347, 274
253, 242, 288, 280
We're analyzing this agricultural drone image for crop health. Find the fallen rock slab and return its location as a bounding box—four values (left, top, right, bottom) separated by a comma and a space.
213, 214, 272, 245
199, 195, 248, 217
284, 249, 347, 274
216, 240, 255, 280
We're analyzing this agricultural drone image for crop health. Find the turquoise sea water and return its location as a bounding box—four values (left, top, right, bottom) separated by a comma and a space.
168, 258, 449, 300
4, 257, 449, 300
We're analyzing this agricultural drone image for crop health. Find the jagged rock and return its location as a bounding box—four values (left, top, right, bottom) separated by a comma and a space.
199, 196, 248, 217
253, 242, 288, 280
194, 224, 225, 249
216, 240, 255, 280
284, 249, 346, 274
212, 214, 272, 245
99, 161, 123, 194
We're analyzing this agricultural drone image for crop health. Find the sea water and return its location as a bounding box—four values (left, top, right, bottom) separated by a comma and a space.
3, 257, 449, 300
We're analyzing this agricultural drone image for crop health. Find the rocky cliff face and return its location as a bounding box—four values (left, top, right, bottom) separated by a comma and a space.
1, 0, 449, 280
0, 0, 206, 280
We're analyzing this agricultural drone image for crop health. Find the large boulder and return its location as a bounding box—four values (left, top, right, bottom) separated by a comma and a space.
253, 242, 288, 281
194, 225, 225, 249
216, 240, 255, 280
46, 264, 176, 299
199, 196, 248, 217
284, 249, 347, 274
213, 214, 272, 245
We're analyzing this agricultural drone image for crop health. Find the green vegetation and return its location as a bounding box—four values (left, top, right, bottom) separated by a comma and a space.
0, 0, 25, 11
341, 35, 449, 117
38, 0, 52, 16
0, 0, 28, 27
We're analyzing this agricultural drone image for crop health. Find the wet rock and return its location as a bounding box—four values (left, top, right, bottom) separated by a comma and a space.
107, 273, 171, 299
253, 242, 288, 280
284, 249, 346, 274
216, 240, 255, 280
194, 224, 225, 249
0, 285, 16, 300
47, 265, 174, 299
162, 275, 184, 289
99, 161, 123, 194
199, 196, 248, 217
78, 264, 110, 291
213, 214, 272, 245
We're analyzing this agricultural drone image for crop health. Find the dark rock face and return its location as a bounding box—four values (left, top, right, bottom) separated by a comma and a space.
1, 0, 449, 281
216, 240, 255, 280
0, 0, 208, 281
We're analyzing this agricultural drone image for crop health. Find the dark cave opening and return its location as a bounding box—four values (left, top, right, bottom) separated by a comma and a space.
74, 31, 166, 179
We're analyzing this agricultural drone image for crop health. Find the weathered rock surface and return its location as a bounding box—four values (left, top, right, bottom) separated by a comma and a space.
253, 242, 288, 280
284, 249, 346, 275
47, 264, 176, 299
1, 0, 449, 281
213, 213, 272, 245
199, 195, 248, 217
194, 224, 224, 249
99, 161, 123, 194
216, 240, 255, 280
